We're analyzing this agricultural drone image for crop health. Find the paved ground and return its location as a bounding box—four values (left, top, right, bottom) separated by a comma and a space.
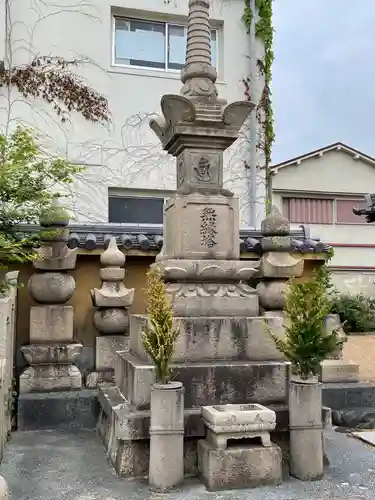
1, 429, 375, 499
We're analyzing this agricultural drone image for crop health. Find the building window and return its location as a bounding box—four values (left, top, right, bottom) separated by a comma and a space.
283, 197, 334, 224
336, 198, 367, 224
108, 196, 165, 224
113, 16, 218, 71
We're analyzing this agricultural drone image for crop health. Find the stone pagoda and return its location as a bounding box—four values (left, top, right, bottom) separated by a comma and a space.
97, 0, 300, 478
19, 210, 83, 427
88, 237, 134, 388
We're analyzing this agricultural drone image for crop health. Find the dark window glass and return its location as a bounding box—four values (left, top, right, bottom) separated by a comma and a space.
108, 196, 164, 224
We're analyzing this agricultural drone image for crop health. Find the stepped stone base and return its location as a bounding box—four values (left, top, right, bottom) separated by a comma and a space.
117, 352, 288, 409
18, 389, 99, 431
130, 315, 285, 362
198, 440, 282, 491
97, 383, 332, 479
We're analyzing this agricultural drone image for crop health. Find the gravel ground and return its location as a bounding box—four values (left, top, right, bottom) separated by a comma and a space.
1, 429, 375, 500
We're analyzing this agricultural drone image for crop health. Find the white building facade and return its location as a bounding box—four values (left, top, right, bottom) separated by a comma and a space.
271, 142, 375, 296
0, 0, 266, 226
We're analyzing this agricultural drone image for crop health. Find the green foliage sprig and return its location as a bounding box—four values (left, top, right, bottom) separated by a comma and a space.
0, 126, 83, 272
243, 0, 274, 214
269, 266, 340, 379
141, 267, 180, 384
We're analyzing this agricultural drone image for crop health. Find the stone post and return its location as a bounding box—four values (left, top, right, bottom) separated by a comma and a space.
20, 213, 82, 393
0, 476, 8, 499
257, 207, 304, 316
149, 381, 184, 489
320, 314, 359, 383
289, 376, 323, 480
89, 237, 134, 388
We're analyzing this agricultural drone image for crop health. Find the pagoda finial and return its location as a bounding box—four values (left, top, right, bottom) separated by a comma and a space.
180, 0, 218, 100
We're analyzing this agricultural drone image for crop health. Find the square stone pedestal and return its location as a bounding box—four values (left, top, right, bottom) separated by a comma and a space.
198, 403, 281, 490
29, 305, 74, 343
198, 439, 282, 491
161, 194, 239, 260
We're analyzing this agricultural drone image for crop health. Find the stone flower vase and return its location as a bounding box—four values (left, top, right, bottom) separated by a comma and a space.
149, 381, 185, 489
288, 374, 323, 481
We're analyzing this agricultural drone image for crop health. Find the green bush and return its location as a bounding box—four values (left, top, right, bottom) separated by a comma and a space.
330, 293, 375, 333
268, 266, 340, 379
141, 267, 180, 384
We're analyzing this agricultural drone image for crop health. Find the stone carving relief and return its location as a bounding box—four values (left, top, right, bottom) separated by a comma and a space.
200, 207, 218, 248
153, 260, 259, 282
167, 282, 256, 299
177, 157, 185, 186
194, 156, 213, 183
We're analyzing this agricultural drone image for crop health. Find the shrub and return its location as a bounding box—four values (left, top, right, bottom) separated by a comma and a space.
269, 266, 340, 379
141, 267, 180, 384
330, 293, 375, 333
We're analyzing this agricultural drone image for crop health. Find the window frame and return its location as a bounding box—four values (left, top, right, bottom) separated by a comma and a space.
282, 196, 334, 225
334, 197, 368, 225
281, 194, 370, 225
108, 188, 174, 225
112, 15, 219, 74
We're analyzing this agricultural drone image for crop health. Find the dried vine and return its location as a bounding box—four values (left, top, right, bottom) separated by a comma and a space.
243, 0, 274, 213
0, 56, 110, 123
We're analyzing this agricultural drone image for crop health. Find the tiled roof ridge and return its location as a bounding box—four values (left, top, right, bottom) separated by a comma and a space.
15, 223, 332, 254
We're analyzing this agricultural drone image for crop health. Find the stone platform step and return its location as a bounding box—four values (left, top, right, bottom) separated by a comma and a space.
17, 389, 100, 431
322, 382, 375, 409
130, 314, 285, 363
98, 383, 332, 442
116, 352, 288, 410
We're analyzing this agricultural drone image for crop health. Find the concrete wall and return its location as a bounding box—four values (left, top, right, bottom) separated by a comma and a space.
0, 272, 18, 462
272, 149, 375, 292
1, 0, 266, 227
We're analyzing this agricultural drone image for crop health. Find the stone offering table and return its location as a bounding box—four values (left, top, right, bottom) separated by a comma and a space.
198, 403, 282, 491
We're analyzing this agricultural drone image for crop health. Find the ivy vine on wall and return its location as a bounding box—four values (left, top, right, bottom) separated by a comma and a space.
243, 0, 274, 213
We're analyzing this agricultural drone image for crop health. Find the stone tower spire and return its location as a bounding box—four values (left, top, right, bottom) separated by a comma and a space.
180, 0, 218, 100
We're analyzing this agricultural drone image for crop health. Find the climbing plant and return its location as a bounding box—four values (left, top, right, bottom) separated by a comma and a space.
243, 0, 274, 214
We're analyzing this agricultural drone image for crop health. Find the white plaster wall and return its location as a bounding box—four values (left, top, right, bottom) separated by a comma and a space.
331, 271, 375, 297
273, 150, 375, 195
1, 0, 265, 225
